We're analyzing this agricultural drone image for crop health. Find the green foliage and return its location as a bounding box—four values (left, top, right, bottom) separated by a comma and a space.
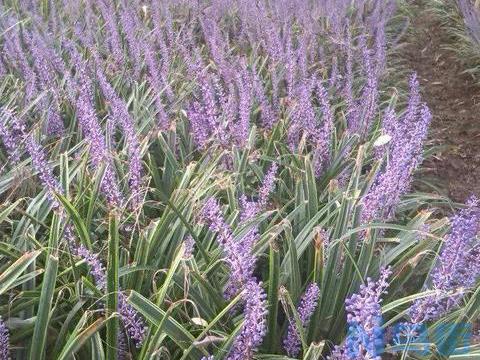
0, 1, 477, 359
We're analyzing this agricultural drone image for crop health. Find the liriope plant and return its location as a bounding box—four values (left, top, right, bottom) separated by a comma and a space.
0, 0, 478, 359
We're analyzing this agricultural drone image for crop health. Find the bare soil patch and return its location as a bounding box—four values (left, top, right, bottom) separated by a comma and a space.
405, 0, 480, 202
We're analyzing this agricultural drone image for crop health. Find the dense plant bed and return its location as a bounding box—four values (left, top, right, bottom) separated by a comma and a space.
0, 0, 478, 359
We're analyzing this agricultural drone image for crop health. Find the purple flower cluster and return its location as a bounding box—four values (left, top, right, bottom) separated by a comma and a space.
73, 245, 107, 290
71, 50, 123, 208
95, 0, 124, 69
240, 163, 279, 222
0, 108, 62, 207
187, 72, 221, 149
25, 135, 63, 207
283, 283, 321, 357
329, 267, 392, 360
0, 317, 9, 360
143, 41, 169, 130
362, 74, 432, 223
201, 198, 235, 247
258, 163, 279, 210
200, 166, 277, 358
252, 69, 275, 129
95, 66, 143, 208
288, 78, 316, 150
227, 163, 278, 297
0, 108, 25, 165
73, 245, 146, 347
234, 64, 254, 146
0, 108, 146, 349
25, 32, 64, 135
118, 293, 147, 347
1, 15, 37, 103
201, 198, 252, 296
410, 197, 480, 324
313, 82, 334, 176
119, 4, 142, 79
226, 280, 268, 360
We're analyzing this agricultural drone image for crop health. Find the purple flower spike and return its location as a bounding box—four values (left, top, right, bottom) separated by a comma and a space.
119, 4, 142, 79
25, 135, 63, 208
118, 293, 147, 347
288, 79, 316, 150
71, 50, 123, 207
200, 198, 269, 358
235, 64, 253, 146
258, 163, 279, 211
410, 197, 480, 324
201, 198, 255, 298
313, 82, 334, 177
362, 74, 431, 223
226, 280, 268, 360
252, 69, 276, 129
201, 198, 234, 247
73, 245, 146, 346
0, 317, 9, 360
73, 245, 107, 291
96, 0, 124, 68
0, 108, 25, 165
329, 267, 392, 360
143, 41, 170, 129
346, 268, 391, 334
95, 66, 143, 208
283, 283, 320, 357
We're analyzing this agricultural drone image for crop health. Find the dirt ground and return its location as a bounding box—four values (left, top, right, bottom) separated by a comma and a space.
404, 0, 480, 203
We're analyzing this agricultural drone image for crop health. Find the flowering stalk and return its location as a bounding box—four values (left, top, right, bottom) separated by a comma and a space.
25, 31, 64, 135
0, 317, 9, 360
201, 198, 248, 291
95, 0, 124, 69
0, 109, 25, 165
95, 66, 143, 208
70, 49, 123, 207
362, 74, 431, 223
313, 81, 334, 177
227, 163, 278, 296
283, 283, 320, 357
410, 197, 480, 324
199, 164, 277, 358
235, 63, 253, 146
287, 78, 316, 150
144, 41, 169, 130
329, 267, 392, 360
2, 16, 37, 102
119, 4, 142, 79
200, 201, 266, 358
226, 280, 268, 360
240, 163, 279, 221
252, 67, 276, 129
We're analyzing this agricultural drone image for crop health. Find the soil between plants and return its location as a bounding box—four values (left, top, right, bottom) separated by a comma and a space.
404, 0, 480, 203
